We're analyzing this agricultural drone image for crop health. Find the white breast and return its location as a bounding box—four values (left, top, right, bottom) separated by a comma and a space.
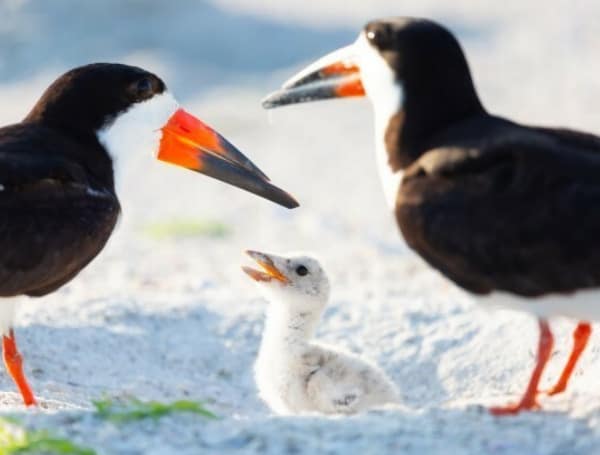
96, 91, 179, 191
354, 32, 404, 210
479, 289, 600, 321
375, 130, 403, 210
0, 297, 19, 336
254, 343, 317, 415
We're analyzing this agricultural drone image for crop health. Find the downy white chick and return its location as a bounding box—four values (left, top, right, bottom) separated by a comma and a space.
243, 250, 399, 415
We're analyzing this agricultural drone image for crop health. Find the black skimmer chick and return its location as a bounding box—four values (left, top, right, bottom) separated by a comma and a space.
243, 250, 398, 415
262, 18, 600, 415
0, 63, 298, 406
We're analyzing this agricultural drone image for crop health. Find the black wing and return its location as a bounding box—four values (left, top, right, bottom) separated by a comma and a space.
0, 128, 120, 297
396, 131, 600, 297
532, 126, 600, 154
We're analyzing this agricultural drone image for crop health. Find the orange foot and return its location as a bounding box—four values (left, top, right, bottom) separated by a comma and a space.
3, 329, 36, 406
490, 319, 553, 416
490, 398, 540, 416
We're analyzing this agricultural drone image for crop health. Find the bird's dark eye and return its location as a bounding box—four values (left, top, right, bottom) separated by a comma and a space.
366, 23, 394, 49
134, 77, 154, 99
296, 265, 309, 276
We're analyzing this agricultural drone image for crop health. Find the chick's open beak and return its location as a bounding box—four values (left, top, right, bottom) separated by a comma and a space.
262, 44, 365, 109
243, 250, 290, 284
157, 108, 299, 209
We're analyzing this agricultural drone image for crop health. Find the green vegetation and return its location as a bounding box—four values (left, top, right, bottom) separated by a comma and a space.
93, 398, 217, 423
0, 418, 94, 455
0, 399, 216, 453
143, 218, 231, 240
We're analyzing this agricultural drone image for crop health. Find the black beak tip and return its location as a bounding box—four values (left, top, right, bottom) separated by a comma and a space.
280, 193, 300, 209
261, 92, 279, 109
259, 180, 300, 209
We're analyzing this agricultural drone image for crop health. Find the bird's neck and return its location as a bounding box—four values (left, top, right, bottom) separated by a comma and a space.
383, 104, 484, 173
374, 110, 404, 209
70, 133, 117, 194
378, 59, 485, 178
261, 305, 320, 351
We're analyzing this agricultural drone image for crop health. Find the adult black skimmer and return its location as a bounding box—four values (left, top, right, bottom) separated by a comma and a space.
263, 17, 600, 415
0, 63, 297, 406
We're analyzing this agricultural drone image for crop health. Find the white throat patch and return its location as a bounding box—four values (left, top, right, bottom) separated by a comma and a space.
355, 33, 404, 209
97, 91, 179, 187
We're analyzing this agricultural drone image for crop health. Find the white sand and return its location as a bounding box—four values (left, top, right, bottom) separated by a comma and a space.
2, 1, 600, 453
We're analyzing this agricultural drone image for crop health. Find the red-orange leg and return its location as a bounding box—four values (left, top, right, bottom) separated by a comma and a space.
546, 321, 591, 396
490, 319, 553, 416
2, 329, 36, 406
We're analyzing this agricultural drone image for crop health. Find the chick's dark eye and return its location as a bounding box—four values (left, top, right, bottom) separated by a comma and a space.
295, 265, 309, 276
134, 78, 154, 98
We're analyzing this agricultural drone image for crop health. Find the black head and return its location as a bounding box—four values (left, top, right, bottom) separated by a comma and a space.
25, 63, 166, 137
263, 17, 485, 169
361, 18, 485, 167
363, 18, 483, 113
364, 18, 469, 74
21, 63, 299, 209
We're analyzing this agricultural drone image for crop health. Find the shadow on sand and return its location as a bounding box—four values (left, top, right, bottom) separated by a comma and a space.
0, 300, 262, 413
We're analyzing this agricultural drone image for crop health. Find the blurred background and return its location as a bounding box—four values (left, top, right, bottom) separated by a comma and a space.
0, 0, 598, 235
0, 0, 595, 244
2, 1, 600, 452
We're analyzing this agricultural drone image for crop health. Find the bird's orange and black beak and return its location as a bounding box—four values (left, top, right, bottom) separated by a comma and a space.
157, 108, 298, 209
262, 44, 365, 109
242, 250, 290, 284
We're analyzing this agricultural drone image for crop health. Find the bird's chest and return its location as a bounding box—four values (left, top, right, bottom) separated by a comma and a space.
375, 118, 403, 210
255, 347, 323, 413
